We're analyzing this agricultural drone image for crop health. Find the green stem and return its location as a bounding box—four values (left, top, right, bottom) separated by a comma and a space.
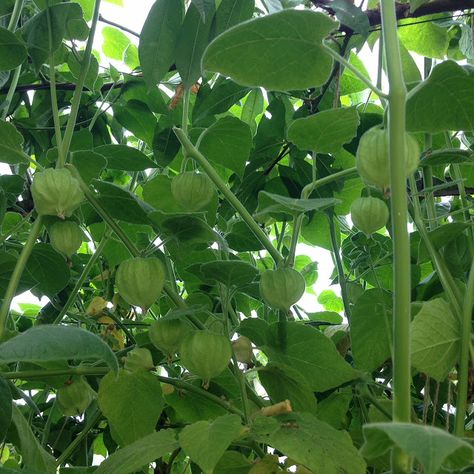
278, 309, 288, 351
54, 232, 110, 324
286, 214, 302, 267
57, 0, 101, 166
301, 167, 358, 198
46, 7, 63, 159
7, 0, 23, 30
327, 212, 351, 319
381, 1, 412, 472
65, 164, 187, 309
322, 44, 388, 99
173, 127, 283, 265
409, 176, 463, 317
0, 217, 43, 341
154, 374, 245, 418
56, 405, 102, 467
1, 66, 21, 121
454, 256, 474, 436
0, 367, 109, 379
88, 83, 116, 132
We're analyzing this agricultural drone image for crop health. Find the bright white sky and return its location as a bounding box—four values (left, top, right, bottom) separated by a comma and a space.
4, 1, 395, 315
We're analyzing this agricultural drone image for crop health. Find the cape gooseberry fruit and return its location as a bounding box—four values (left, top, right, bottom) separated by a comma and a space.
149, 318, 192, 356
356, 127, 420, 190
31, 168, 84, 218
115, 257, 165, 311
57, 377, 95, 416
49, 221, 83, 258
179, 331, 232, 382
232, 336, 253, 364
123, 347, 154, 372
259, 267, 305, 310
171, 171, 214, 212
350, 196, 389, 236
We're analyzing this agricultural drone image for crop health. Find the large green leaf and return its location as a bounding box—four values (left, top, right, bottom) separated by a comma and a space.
95, 430, 178, 474
98, 370, 164, 445
175, 3, 215, 88
330, 0, 369, 38
264, 322, 360, 392
362, 422, 474, 474
10, 405, 56, 473
113, 100, 156, 144
21, 3, 84, 69
202, 9, 338, 91
0, 325, 118, 372
199, 260, 259, 288
215, 0, 255, 36
95, 145, 157, 171
407, 61, 474, 133
411, 298, 460, 381
287, 107, 360, 153
351, 289, 392, 372
258, 362, 317, 414
179, 414, 243, 474
93, 180, 154, 225
0, 121, 29, 164
198, 116, 253, 176
139, 0, 184, 87
398, 15, 448, 59
102, 26, 130, 61
0, 27, 27, 71
251, 413, 366, 474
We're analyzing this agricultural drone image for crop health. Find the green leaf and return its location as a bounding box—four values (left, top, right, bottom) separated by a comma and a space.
98, 370, 164, 445
0, 121, 29, 164
287, 107, 360, 153
71, 150, 107, 184
10, 405, 56, 473
179, 414, 243, 474
176, 2, 215, 88
214, 451, 252, 474
410, 0, 430, 12
193, 78, 250, 124
227, 221, 265, 251
0, 252, 38, 298
362, 422, 474, 474
215, 0, 255, 36
93, 180, 154, 225
95, 430, 178, 474
411, 298, 460, 381
417, 222, 471, 263
240, 88, 264, 134
251, 413, 366, 474
102, 26, 130, 60
67, 50, 99, 91
191, 0, 216, 23
198, 116, 253, 176
0, 325, 118, 372
255, 191, 339, 221
95, 145, 157, 171
26, 243, 70, 296
0, 27, 27, 71
258, 362, 317, 414
351, 289, 392, 372
339, 52, 371, 95
398, 15, 448, 59
139, 0, 184, 88
113, 100, 156, 145
265, 322, 360, 392
153, 127, 181, 167
331, 0, 369, 38
202, 10, 338, 91
0, 378, 12, 444
407, 62, 474, 132
199, 261, 259, 288
21, 3, 84, 69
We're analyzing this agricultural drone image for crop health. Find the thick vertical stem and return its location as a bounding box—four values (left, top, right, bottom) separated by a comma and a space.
58, 0, 101, 165
454, 257, 474, 436
381, 1, 412, 472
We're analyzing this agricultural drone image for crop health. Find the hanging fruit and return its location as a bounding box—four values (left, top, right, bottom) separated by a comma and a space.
260, 267, 305, 310
171, 171, 215, 211
350, 196, 389, 236
49, 220, 84, 258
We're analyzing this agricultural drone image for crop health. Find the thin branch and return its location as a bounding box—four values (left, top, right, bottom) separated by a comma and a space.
99, 14, 140, 37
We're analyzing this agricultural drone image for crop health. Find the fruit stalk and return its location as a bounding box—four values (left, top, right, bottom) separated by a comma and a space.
0, 216, 43, 341
380, 1, 412, 472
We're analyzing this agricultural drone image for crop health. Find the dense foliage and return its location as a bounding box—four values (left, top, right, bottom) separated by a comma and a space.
0, 0, 473, 473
